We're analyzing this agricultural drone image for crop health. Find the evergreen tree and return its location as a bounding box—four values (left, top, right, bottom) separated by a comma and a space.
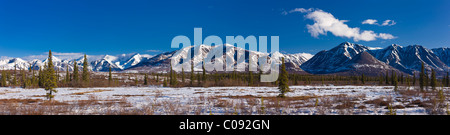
144, 73, 148, 85
163, 78, 167, 87
38, 67, 43, 87
361, 73, 365, 84
431, 69, 437, 91
44, 50, 58, 100
391, 70, 396, 86
400, 73, 404, 84
21, 70, 27, 88
31, 68, 36, 87
134, 75, 138, 86
379, 74, 383, 85
190, 62, 194, 86
65, 66, 70, 84
385, 71, 389, 85
393, 70, 398, 91
108, 66, 112, 86
412, 72, 416, 86
425, 70, 429, 91
73, 60, 79, 84
294, 74, 299, 85
445, 72, 450, 87
82, 54, 90, 86
1, 71, 7, 87
181, 67, 185, 84
420, 62, 425, 91
278, 57, 290, 98
248, 71, 253, 86
12, 65, 17, 87
169, 64, 178, 87
202, 61, 206, 82
169, 63, 173, 85
156, 73, 159, 83
406, 76, 411, 90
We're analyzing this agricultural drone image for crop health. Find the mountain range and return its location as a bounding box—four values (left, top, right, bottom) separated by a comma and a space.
0, 42, 448, 76
301, 42, 449, 76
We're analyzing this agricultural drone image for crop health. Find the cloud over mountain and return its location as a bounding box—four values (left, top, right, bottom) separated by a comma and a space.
288, 8, 396, 42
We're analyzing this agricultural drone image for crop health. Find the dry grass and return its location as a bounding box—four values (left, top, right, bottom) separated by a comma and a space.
71, 89, 113, 95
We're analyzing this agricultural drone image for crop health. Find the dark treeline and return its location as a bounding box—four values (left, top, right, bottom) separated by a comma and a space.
1, 62, 449, 89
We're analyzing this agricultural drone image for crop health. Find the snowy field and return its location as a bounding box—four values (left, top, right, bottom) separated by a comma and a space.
0, 85, 448, 115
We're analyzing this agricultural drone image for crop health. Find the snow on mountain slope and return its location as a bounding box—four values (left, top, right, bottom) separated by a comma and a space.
0, 58, 30, 70
128, 44, 313, 73
338, 51, 403, 76
301, 42, 369, 74
369, 44, 447, 74
432, 47, 450, 67
2, 53, 152, 72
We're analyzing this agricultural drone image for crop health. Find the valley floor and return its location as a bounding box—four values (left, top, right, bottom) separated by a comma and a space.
0, 85, 448, 115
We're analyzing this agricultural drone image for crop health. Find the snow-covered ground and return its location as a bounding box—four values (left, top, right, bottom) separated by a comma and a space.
0, 85, 448, 115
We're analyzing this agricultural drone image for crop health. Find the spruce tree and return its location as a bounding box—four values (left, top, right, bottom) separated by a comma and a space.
420, 62, 425, 91
144, 73, 148, 85
445, 72, 450, 87
361, 73, 365, 84
379, 74, 383, 85
278, 57, 290, 98
393, 71, 398, 91
134, 75, 138, 86
412, 73, 416, 86
385, 71, 389, 85
202, 61, 206, 82
400, 73, 404, 84
169, 63, 173, 85
425, 70, 429, 91
12, 65, 17, 87
1, 71, 7, 87
73, 60, 79, 84
163, 78, 167, 87
108, 66, 112, 86
391, 70, 395, 86
21, 70, 27, 88
181, 67, 185, 84
248, 71, 253, 86
156, 73, 159, 83
82, 54, 90, 86
65, 66, 70, 85
431, 69, 436, 91
44, 50, 58, 100
38, 67, 43, 87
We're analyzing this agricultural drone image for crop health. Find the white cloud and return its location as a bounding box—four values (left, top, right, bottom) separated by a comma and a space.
289, 8, 313, 13
362, 19, 396, 26
381, 20, 396, 26
294, 8, 396, 42
362, 19, 378, 25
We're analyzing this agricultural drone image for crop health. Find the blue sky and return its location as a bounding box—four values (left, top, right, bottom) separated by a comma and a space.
0, 0, 449, 58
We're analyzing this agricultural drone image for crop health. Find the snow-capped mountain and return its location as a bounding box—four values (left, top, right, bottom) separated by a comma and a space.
1, 53, 152, 72
432, 47, 450, 67
301, 42, 449, 75
369, 44, 447, 74
0, 58, 30, 70
127, 44, 313, 73
0, 42, 446, 76
90, 53, 152, 71
300, 42, 370, 74
337, 51, 403, 76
